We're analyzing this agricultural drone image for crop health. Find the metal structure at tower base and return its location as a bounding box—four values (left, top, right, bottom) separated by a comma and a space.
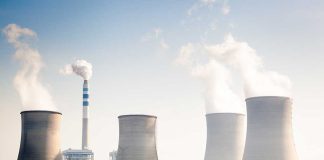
62, 149, 94, 160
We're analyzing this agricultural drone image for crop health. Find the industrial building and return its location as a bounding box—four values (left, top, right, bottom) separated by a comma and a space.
204, 113, 246, 160
62, 80, 94, 160
109, 150, 117, 160
62, 149, 94, 160
116, 115, 158, 160
243, 96, 298, 160
16, 80, 300, 160
18, 110, 62, 160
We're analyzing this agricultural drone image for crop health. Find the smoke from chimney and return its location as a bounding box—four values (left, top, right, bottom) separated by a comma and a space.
60, 59, 93, 80
3, 24, 56, 111
60, 59, 93, 150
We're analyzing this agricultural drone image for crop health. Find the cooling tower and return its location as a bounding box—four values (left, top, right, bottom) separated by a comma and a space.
18, 110, 62, 160
116, 115, 158, 160
204, 113, 246, 160
243, 96, 298, 160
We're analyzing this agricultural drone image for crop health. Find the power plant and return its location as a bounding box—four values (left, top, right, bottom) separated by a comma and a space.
243, 96, 298, 160
204, 113, 246, 160
116, 115, 158, 160
18, 110, 62, 160
15, 88, 300, 160
62, 80, 94, 160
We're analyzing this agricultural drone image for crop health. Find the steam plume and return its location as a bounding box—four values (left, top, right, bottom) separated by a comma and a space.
3, 24, 56, 111
205, 34, 292, 98
176, 43, 243, 113
60, 59, 93, 80
176, 33, 291, 113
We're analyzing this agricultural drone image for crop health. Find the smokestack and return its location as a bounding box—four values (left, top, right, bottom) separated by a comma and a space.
82, 80, 89, 150
204, 113, 246, 160
18, 111, 62, 160
243, 96, 298, 160
117, 115, 158, 160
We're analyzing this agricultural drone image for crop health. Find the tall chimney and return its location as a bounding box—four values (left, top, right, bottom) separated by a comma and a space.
82, 80, 89, 150
243, 96, 298, 160
204, 113, 246, 160
117, 115, 158, 160
18, 111, 62, 160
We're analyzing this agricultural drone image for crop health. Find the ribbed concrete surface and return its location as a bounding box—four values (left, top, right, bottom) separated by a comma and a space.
243, 96, 298, 160
204, 113, 246, 160
117, 115, 158, 160
18, 110, 62, 160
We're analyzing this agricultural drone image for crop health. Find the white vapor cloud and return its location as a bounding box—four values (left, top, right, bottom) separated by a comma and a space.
175, 33, 292, 113
192, 60, 243, 113
187, 0, 216, 16
60, 59, 93, 80
187, 0, 230, 16
141, 28, 169, 50
175, 42, 244, 114
221, 0, 230, 15
175, 43, 195, 66
3, 24, 56, 111
205, 34, 292, 98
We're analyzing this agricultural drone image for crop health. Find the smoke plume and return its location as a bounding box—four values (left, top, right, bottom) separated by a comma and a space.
176, 34, 291, 113
176, 43, 243, 113
60, 59, 93, 80
3, 24, 56, 111
205, 34, 292, 98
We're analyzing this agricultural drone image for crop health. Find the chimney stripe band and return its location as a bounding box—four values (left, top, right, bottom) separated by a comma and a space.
83, 101, 89, 106
83, 94, 89, 98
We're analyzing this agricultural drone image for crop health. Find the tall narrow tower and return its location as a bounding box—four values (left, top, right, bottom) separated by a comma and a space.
62, 80, 94, 160
243, 96, 298, 160
82, 80, 89, 150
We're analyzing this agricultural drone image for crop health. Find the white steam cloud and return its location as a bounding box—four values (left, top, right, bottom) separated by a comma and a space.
60, 59, 93, 80
3, 24, 56, 111
187, 0, 230, 16
176, 33, 292, 113
221, 0, 230, 15
192, 60, 243, 113
141, 28, 169, 50
176, 43, 243, 113
205, 34, 292, 98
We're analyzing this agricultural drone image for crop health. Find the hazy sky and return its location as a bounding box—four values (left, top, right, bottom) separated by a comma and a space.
1, 0, 324, 159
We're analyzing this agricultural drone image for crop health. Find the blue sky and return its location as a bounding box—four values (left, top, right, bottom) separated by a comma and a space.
1, 0, 324, 159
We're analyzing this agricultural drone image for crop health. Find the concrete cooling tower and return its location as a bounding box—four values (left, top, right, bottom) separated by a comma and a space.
116, 115, 158, 160
204, 113, 246, 160
243, 96, 298, 160
18, 110, 62, 160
